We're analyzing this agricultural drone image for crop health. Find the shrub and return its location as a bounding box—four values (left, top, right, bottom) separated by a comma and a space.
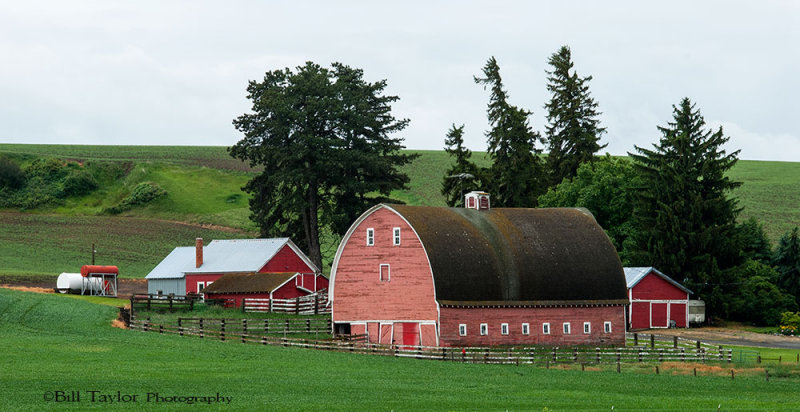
104, 182, 167, 214
0, 157, 24, 189
780, 311, 800, 336
62, 169, 99, 197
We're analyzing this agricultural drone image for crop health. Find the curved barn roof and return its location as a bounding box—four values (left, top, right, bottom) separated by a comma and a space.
388, 205, 628, 305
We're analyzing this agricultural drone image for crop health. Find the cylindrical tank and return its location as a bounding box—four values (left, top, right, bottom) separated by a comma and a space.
56, 273, 102, 294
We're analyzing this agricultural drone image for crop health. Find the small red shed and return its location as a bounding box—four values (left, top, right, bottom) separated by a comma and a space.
625, 267, 691, 329
202, 272, 317, 307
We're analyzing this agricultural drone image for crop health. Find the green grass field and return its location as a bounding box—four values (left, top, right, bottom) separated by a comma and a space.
1, 288, 799, 410
1, 144, 799, 280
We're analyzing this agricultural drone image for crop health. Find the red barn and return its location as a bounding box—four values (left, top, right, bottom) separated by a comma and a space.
145, 238, 326, 298
625, 267, 691, 329
330, 194, 629, 347
201, 272, 320, 307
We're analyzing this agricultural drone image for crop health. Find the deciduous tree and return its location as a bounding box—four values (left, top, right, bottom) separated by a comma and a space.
230, 62, 416, 269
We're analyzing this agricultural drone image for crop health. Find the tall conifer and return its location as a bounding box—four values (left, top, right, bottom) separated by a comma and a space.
474, 57, 545, 207
441, 124, 481, 207
544, 46, 606, 187
629, 98, 741, 314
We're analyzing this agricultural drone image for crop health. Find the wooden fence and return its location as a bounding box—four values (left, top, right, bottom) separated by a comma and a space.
130, 294, 201, 311
242, 292, 330, 314
172, 317, 332, 335
130, 318, 734, 366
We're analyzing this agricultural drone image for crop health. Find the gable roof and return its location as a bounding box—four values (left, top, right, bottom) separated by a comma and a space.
145, 238, 318, 280
202, 272, 297, 294
624, 267, 692, 294
386, 205, 629, 305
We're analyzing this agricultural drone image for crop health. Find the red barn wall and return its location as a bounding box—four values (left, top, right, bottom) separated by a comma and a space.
630, 273, 687, 300
259, 244, 314, 274
439, 306, 625, 347
185, 274, 224, 294
332, 207, 438, 326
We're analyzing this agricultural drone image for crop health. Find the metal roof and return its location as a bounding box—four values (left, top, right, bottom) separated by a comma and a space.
203, 272, 297, 294
146, 238, 317, 280
623, 267, 692, 294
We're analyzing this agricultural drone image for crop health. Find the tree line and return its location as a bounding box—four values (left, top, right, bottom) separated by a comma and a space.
227, 51, 799, 325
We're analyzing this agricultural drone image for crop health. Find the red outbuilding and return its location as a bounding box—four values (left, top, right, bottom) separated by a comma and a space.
624, 267, 691, 329
145, 238, 326, 299
330, 192, 630, 347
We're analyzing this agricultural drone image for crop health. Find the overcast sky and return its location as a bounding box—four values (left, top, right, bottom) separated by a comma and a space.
1, 1, 798, 161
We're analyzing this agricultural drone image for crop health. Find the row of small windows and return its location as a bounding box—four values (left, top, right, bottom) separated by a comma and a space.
458, 321, 613, 337
366, 228, 401, 246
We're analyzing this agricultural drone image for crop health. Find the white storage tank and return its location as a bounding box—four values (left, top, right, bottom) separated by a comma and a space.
56, 273, 102, 294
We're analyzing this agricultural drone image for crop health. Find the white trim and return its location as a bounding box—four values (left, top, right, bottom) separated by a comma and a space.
583, 322, 591, 334
196, 281, 205, 292
542, 323, 550, 335
604, 321, 612, 333
500, 323, 509, 335
366, 228, 375, 246
479, 323, 488, 336
379, 264, 390, 282
458, 324, 467, 336
521, 323, 530, 335
393, 227, 401, 246
563, 322, 571, 335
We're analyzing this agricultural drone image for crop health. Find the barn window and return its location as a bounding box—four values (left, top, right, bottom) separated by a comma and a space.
459, 324, 467, 336
379, 264, 390, 282
604, 321, 612, 333
501, 323, 509, 335
583, 322, 591, 334
521, 323, 530, 335
563, 322, 571, 334
366, 228, 375, 246
393, 227, 401, 245
157, 290, 163, 297
542, 323, 550, 335
468, 197, 475, 208
480, 323, 488, 336
197, 282, 205, 292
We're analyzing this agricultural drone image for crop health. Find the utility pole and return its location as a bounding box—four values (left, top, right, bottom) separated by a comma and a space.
91, 243, 96, 265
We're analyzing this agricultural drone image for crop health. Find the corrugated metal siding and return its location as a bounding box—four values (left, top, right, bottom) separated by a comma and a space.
147, 279, 185, 296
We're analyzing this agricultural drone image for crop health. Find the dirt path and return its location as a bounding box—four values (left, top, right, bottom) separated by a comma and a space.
644, 327, 800, 349
0, 278, 147, 298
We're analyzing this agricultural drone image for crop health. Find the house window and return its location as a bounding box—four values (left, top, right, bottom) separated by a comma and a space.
480, 323, 488, 336
542, 323, 550, 335
393, 227, 401, 245
501, 323, 509, 335
522, 323, 530, 335
584, 322, 591, 334
379, 264, 390, 282
366, 228, 375, 246
459, 324, 467, 336
197, 282, 205, 292
604, 321, 612, 333
563, 322, 571, 334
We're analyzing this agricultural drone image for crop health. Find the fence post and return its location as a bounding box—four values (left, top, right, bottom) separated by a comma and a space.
243, 319, 248, 336
673, 336, 678, 349
757, 354, 761, 364
200, 318, 204, 338
147, 297, 151, 311
242, 298, 246, 313
190, 296, 194, 311
315, 294, 319, 315
145, 317, 150, 332
728, 349, 732, 363
159, 324, 163, 334
168, 296, 173, 311
681, 348, 685, 362
295, 297, 300, 315
307, 319, 311, 332
638, 349, 642, 362
265, 319, 269, 334
634, 333, 638, 346
596, 348, 600, 364
269, 298, 273, 313
285, 319, 290, 334
221, 319, 226, 341
696, 340, 701, 350
650, 334, 655, 349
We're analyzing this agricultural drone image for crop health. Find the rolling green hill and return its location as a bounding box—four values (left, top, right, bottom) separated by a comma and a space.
1, 288, 798, 410
0, 144, 798, 278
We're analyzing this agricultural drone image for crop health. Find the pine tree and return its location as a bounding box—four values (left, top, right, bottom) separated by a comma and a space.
441, 124, 481, 207
773, 227, 800, 305
544, 46, 606, 187
629, 98, 742, 315
474, 57, 545, 207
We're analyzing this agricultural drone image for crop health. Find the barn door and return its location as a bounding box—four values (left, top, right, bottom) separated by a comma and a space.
401, 322, 419, 348
651, 303, 668, 328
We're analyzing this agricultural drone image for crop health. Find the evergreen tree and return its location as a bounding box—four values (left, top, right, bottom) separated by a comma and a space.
737, 217, 772, 264
230, 62, 416, 269
544, 46, 606, 187
441, 124, 481, 207
474, 57, 545, 207
629, 98, 742, 315
773, 227, 800, 305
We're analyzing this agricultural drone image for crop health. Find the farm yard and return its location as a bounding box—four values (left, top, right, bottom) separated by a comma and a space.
2, 288, 800, 410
